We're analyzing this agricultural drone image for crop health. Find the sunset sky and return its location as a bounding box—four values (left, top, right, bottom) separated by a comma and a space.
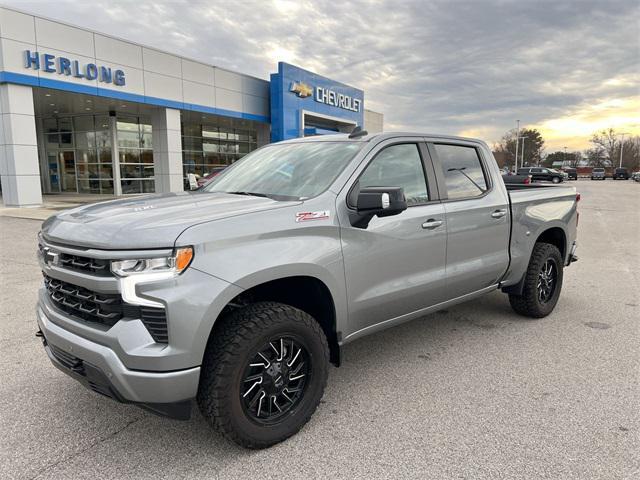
5, 0, 639, 153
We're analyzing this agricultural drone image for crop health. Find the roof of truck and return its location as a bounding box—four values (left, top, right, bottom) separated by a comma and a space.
278, 132, 487, 145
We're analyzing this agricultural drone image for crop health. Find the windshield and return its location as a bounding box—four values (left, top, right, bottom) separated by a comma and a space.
203, 141, 363, 200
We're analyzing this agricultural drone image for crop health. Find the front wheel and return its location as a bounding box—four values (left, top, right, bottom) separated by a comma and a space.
509, 242, 564, 318
197, 302, 329, 449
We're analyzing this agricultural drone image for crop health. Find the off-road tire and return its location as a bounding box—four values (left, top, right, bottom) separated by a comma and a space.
197, 301, 329, 449
509, 242, 564, 318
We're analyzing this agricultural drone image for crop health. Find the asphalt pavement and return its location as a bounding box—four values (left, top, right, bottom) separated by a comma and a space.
1, 180, 638, 479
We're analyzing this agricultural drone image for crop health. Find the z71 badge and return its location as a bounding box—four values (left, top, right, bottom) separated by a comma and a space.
295, 211, 330, 222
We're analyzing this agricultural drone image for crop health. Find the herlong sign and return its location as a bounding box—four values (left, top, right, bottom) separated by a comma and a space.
23, 50, 126, 86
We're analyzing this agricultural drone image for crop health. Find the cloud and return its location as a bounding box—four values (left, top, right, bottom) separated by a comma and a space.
5, 0, 640, 150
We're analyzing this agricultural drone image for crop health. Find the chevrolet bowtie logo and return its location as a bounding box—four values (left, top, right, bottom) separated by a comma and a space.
290, 81, 313, 98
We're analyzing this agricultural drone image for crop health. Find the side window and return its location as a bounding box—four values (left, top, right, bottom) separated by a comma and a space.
357, 143, 429, 206
532, 168, 542, 173
434, 144, 488, 200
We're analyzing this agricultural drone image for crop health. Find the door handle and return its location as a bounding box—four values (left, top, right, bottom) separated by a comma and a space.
491, 209, 507, 219
422, 219, 443, 229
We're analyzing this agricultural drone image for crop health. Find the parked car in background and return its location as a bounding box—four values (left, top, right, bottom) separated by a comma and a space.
563, 168, 577, 180
555, 169, 569, 181
197, 167, 228, 188
632, 171, 640, 182
501, 170, 532, 185
612, 167, 630, 180
518, 167, 564, 183
591, 168, 606, 180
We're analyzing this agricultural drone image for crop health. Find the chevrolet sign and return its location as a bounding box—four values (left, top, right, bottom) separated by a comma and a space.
290, 82, 313, 98
315, 87, 361, 113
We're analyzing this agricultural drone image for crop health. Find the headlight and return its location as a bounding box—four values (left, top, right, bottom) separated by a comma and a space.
111, 247, 193, 277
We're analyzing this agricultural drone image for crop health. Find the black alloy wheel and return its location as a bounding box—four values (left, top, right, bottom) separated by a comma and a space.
241, 336, 310, 424
508, 242, 564, 318
197, 302, 329, 449
537, 258, 557, 304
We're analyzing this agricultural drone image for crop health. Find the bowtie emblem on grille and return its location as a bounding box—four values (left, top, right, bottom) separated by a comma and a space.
42, 247, 60, 266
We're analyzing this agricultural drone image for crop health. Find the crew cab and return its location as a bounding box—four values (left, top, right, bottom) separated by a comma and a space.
36, 131, 579, 448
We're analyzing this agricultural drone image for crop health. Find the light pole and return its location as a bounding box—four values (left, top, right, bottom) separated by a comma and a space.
519, 135, 528, 167
514, 120, 520, 172
564, 146, 567, 166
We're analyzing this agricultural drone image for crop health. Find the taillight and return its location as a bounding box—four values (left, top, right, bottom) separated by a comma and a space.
576, 193, 580, 226
576, 193, 581, 202
524, 175, 531, 184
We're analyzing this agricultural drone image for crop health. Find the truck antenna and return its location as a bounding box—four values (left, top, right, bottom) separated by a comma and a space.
349, 126, 368, 138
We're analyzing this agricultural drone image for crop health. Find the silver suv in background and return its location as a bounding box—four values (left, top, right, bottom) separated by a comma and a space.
36, 131, 579, 448
591, 167, 606, 180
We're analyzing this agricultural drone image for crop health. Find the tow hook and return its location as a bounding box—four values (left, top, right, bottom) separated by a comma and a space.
35, 330, 46, 346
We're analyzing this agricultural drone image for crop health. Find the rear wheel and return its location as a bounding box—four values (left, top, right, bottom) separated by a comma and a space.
509, 242, 563, 318
552, 176, 560, 183
197, 302, 329, 449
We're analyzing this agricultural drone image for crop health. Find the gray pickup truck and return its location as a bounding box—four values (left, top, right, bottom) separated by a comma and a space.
36, 131, 579, 448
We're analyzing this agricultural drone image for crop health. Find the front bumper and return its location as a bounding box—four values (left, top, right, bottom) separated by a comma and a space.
37, 305, 200, 418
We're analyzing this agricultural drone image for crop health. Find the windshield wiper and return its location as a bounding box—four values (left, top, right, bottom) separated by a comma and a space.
447, 167, 484, 192
224, 191, 271, 198
217, 190, 301, 201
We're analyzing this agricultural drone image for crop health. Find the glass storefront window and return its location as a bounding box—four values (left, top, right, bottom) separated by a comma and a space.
181, 118, 258, 189
117, 118, 140, 132
119, 148, 140, 163
74, 132, 96, 149
41, 114, 114, 195
75, 149, 98, 163
73, 116, 95, 132
117, 115, 154, 194
98, 148, 112, 163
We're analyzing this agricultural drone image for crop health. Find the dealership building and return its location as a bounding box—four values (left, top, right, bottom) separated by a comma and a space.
0, 7, 383, 206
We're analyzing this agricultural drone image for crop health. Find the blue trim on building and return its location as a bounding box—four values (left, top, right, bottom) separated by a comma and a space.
0, 71, 270, 123
270, 62, 364, 142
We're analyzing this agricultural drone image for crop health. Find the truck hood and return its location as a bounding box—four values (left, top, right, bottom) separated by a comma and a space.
42, 192, 300, 249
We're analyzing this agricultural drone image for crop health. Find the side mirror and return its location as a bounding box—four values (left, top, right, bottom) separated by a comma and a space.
350, 186, 407, 228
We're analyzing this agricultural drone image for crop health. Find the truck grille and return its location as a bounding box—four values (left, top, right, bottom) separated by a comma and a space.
59, 253, 112, 276
43, 274, 168, 343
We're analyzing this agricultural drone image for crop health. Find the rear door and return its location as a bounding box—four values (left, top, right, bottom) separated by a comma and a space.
339, 139, 448, 336
428, 141, 511, 299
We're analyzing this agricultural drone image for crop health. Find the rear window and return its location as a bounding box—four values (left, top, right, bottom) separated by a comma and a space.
434, 144, 488, 200
593, 168, 605, 172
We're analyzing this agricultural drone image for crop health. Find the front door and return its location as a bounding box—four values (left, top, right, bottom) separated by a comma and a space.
429, 142, 510, 299
58, 151, 77, 192
47, 152, 60, 192
340, 141, 448, 337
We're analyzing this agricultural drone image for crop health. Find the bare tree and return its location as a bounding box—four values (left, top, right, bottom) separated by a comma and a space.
584, 146, 607, 167
590, 128, 618, 165
494, 129, 518, 170
617, 136, 640, 171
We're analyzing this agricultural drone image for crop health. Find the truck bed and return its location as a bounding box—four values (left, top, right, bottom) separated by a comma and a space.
501, 183, 578, 287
